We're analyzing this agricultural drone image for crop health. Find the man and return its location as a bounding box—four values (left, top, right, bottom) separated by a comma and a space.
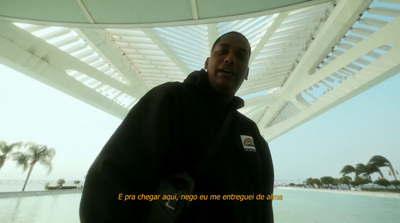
80, 31, 274, 222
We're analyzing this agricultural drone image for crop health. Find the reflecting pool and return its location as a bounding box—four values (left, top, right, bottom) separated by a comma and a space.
1, 188, 399, 223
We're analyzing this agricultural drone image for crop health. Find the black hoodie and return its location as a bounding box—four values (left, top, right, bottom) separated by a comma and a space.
80, 69, 274, 223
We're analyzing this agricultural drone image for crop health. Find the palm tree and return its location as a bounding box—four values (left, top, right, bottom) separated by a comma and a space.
57, 178, 65, 188
355, 163, 369, 179
320, 176, 335, 189
368, 155, 398, 181
364, 163, 385, 179
351, 176, 371, 189
391, 180, 400, 191
74, 180, 81, 188
0, 141, 22, 170
340, 165, 357, 180
354, 163, 374, 189
305, 178, 323, 189
374, 179, 391, 191
13, 142, 56, 191
338, 176, 352, 190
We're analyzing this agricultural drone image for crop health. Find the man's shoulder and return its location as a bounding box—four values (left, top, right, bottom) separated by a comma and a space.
136, 81, 200, 109
235, 111, 257, 127
143, 81, 188, 99
235, 111, 267, 140
150, 81, 184, 93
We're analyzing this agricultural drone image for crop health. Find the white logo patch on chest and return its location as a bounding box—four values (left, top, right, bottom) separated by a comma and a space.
240, 135, 256, 152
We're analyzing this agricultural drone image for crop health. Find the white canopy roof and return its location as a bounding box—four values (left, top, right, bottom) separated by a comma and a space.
1, 0, 399, 140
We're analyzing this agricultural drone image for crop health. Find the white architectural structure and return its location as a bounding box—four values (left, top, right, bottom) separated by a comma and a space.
0, 0, 399, 140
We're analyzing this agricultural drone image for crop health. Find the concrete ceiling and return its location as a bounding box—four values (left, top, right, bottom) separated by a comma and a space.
1, 0, 330, 26
0, 0, 399, 141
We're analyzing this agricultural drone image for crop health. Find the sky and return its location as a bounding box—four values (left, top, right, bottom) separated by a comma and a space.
0, 63, 399, 185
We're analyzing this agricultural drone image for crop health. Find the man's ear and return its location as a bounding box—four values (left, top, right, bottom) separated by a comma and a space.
204, 57, 210, 69
245, 67, 249, 80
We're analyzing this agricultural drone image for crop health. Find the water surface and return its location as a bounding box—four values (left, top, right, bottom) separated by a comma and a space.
1, 188, 399, 223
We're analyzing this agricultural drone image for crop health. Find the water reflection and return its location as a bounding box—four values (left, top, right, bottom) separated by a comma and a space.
1, 189, 399, 223
1, 193, 81, 223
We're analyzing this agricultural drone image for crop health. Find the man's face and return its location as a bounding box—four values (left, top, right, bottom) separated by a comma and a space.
205, 34, 250, 97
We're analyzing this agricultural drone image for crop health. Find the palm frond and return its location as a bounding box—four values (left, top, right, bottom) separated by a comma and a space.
40, 158, 54, 174
368, 155, 390, 167
12, 152, 30, 172
0, 141, 23, 155
340, 165, 355, 175
18, 142, 56, 174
